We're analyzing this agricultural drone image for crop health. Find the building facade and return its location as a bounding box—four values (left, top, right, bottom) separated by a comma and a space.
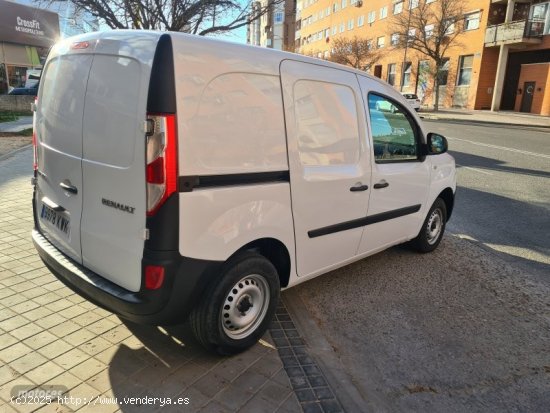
296, 0, 550, 115
0, 0, 59, 93
247, 0, 297, 51
0, 0, 99, 94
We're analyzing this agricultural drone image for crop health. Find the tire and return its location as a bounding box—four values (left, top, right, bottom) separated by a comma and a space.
410, 198, 447, 253
189, 252, 280, 355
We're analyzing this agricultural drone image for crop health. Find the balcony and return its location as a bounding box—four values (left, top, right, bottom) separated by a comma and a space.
485, 19, 544, 47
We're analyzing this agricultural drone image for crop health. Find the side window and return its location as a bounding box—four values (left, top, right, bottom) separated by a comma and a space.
294, 80, 360, 166
367, 94, 419, 162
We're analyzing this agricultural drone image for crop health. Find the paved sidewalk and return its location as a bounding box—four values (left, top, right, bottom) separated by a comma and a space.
0, 117, 33, 133
0, 148, 304, 413
420, 108, 550, 128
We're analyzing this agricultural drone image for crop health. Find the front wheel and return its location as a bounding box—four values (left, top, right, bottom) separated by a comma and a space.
189, 252, 280, 355
410, 198, 447, 253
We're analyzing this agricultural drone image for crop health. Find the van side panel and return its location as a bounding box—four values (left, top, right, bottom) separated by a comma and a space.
169, 36, 288, 176
178, 184, 295, 266
170, 34, 296, 281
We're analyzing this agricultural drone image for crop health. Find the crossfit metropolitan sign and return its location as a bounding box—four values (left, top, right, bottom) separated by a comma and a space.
0, 0, 60, 47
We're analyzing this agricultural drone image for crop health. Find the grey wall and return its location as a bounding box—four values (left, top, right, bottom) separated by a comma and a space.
0, 95, 34, 113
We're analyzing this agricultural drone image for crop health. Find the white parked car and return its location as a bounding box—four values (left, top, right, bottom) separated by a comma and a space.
31, 31, 456, 354
402, 93, 421, 111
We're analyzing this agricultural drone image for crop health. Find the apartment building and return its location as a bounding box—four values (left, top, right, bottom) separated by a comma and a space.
296, 0, 550, 115
247, 0, 297, 50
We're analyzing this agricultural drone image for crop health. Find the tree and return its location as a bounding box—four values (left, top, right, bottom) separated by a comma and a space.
39, 0, 281, 36
390, 0, 465, 111
328, 36, 379, 71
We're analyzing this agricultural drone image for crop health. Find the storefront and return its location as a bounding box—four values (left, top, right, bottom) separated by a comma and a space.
0, 0, 60, 94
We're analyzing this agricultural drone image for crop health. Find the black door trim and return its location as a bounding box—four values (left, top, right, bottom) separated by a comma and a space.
308, 204, 422, 238
179, 171, 290, 192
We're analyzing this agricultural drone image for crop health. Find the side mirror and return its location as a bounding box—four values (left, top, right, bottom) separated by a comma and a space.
426, 132, 448, 155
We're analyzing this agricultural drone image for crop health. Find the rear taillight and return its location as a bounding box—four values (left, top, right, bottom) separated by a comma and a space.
145, 113, 177, 216
145, 265, 165, 290
32, 97, 38, 172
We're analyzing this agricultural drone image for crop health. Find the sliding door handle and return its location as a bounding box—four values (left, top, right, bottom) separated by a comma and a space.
350, 183, 369, 192
373, 180, 389, 189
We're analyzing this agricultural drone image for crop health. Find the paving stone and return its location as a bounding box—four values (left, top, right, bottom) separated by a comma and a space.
37, 340, 73, 359
213, 384, 253, 411
23, 331, 58, 351
0, 343, 34, 363
62, 328, 96, 347
53, 348, 90, 370
9, 351, 48, 374
68, 358, 106, 381
24, 361, 65, 385
10, 322, 44, 341
0, 334, 18, 351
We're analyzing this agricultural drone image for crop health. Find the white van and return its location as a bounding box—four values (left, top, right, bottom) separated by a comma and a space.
32, 31, 456, 354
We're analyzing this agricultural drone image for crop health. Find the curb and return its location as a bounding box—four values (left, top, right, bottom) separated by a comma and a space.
0, 144, 32, 162
282, 289, 391, 413
420, 116, 550, 130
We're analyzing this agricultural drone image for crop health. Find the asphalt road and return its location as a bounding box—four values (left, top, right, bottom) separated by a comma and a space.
291, 121, 550, 412
426, 120, 550, 281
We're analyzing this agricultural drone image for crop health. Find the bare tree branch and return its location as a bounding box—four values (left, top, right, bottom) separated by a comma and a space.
328, 36, 380, 71
35, 0, 284, 36
390, 0, 465, 110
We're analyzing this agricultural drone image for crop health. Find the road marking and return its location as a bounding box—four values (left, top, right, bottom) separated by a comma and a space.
456, 164, 493, 175
447, 137, 550, 159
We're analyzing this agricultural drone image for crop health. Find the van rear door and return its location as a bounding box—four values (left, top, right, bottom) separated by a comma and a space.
79, 33, 160, 292
35, 53, 93, 262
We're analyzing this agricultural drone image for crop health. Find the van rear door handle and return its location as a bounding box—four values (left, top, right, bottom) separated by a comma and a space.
373, 180, 389, 189
350, 183, 369, 192
59, 182, 78, 194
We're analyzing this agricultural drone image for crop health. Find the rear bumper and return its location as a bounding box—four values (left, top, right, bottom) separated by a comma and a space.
32, 229, 222, 325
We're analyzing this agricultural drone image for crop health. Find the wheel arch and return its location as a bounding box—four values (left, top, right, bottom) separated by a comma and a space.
229, 238, 291, 288
437, 188, 454, 221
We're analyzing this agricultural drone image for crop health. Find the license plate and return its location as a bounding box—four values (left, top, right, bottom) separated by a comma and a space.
40, 204, 70, 236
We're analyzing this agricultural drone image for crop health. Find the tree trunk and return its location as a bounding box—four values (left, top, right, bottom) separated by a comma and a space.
434, 64, 440, 112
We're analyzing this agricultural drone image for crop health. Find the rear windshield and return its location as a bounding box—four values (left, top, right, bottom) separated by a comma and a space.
403, 94, 418, 99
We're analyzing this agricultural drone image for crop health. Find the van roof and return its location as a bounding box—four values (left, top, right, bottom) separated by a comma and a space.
54, 30, 386, 86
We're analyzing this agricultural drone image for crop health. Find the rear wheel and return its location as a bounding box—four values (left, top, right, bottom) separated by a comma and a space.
189, 252, 280, 355
410, 198, 447, 253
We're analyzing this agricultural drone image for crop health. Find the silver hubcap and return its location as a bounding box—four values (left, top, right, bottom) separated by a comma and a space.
426, 208, 443, 245
221, 274, 270, 340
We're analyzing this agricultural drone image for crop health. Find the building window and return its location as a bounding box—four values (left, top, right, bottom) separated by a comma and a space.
348, 19, 354, 30
457, 55, 473, 86
367, 39, 373, 50
333, 3, 339, 12
402, 62, 412, 86
393, 1, 403, 15
437, 58, 450, 86
391, 33, 400, 46
380, 6, 388, 19
408, 28, 416, 42
319, 9, 324, 19
426, 0, 435, 3
444, 18, 455, 35
275, 11, 284, 23
368, 11, 376, 24
387, 63, 396, 86
358, 15, 365, 27
409, 0, 419, 9
340, 23, 345, 33
325, 28, 330, 38
341, 0, 347, 9
332, 26, 337, 35
377, 36, 385, 48
464, 12, 480, 31
424, 24, 434, 38
326, 6, 331, 16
